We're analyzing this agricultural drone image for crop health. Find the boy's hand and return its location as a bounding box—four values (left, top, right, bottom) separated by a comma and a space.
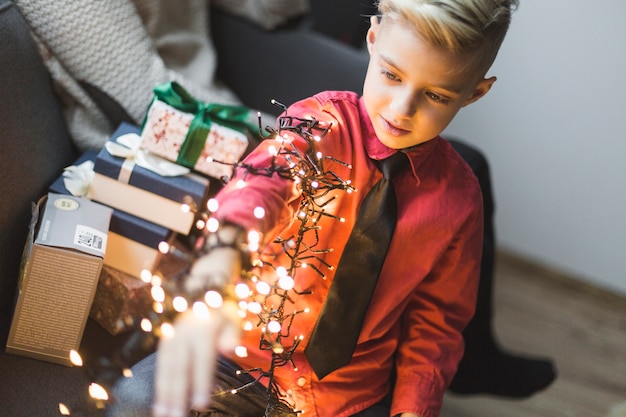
153, 240, 244, 417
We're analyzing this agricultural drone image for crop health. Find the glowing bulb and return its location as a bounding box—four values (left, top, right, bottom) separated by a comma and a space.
151, 285, 165, 303
160, 322, 175, 339
316, 151, 323, 159
253, 206, 265, 219
235, 283, 250, 299
123, 368, 133, 378
153, 301, 164, 314
172, 296, 188, 313
236, 179, 246, 189
140, 318, 153, 332
140, 269, 152, 283
151, 275, 162, 287
207, 198, 219, 212
196, 219, 206, 229
207, 217, 220, 233
59, 403, 71, 415
69, 350, 83, 367
205, 290, 224, 309
89, 383, 109, 401
180, 204, 191, 213
193, 301, 211, 319
256, 281, 271, 295
247, 302, 262, 315
158, 241, 170, 254
268, 145, 278, 156
267, 320, 281, 333
235, 346, 248, 358
278, 275, 295, 291
243, 321, 254, 331
311, 181, 319, 188
314, 135, 321, 142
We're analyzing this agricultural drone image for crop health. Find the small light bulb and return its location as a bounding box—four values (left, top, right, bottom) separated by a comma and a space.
256, 281, 271, 295
235, 283, 251, 299
207, 198, 219, 212
207, 217, 220, 233
69, 350, 83, 367
267, 320, 281, 333
247, 302, 262, 315
158, 241, 170, 254
205, 290, 224, 309
278, 275, 295, 291
160, 322, 175, 339
172, 296, 188, 313
89, 383, 109, 401
59, 403, 71, 415
151, 285, 165, 303
140, 269, 152, 283
235, 346, 248, 358
140, 318, 153, 332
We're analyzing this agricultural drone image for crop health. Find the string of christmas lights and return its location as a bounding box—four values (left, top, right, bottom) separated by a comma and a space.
66, 109, 355, 416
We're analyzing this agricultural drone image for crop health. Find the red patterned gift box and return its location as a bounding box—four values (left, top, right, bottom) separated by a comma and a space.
140, 82, 256, 180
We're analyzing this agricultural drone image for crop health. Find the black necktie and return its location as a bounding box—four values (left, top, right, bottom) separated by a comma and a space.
304, 151, 409, 380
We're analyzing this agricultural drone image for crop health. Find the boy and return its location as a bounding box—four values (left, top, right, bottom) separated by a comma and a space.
108, 1, 518, 416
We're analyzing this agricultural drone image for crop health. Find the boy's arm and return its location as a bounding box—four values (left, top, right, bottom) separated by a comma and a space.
391, 199, 483, 417
154, 118, 308, 417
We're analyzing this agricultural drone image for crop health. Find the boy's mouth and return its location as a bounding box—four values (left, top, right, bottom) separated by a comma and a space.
380, 116, 411, 136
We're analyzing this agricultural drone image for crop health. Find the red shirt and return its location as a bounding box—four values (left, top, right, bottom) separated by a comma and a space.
217, 91, 482, 417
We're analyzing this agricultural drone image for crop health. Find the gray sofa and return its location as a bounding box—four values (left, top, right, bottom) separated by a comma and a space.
0, 1, 370, 415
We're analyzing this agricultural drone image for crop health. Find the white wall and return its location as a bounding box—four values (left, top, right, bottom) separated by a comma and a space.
443, 0, 626, 296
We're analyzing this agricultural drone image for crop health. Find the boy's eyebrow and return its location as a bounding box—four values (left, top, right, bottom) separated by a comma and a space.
379, 52, 464, 96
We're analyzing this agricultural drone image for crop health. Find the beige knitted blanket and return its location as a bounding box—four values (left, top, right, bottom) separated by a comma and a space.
15, 0, 309, 151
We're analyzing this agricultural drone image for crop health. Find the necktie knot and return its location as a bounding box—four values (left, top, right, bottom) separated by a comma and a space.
377, 151, 409, 180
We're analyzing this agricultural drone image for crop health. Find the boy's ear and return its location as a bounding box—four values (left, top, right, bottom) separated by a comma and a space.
366, 15, 380, 55
463, 76, 497, 107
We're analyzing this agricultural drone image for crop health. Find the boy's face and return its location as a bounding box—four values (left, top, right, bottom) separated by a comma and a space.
363, 16, 496, 149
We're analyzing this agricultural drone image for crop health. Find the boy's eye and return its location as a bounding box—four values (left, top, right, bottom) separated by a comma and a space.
380, 69, 400, 82
426, 92, 449, 104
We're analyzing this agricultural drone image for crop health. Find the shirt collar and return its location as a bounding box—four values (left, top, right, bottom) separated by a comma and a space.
358, 97, 440, 185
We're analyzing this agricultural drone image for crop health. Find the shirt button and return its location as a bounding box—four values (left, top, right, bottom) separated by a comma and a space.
297, 377, 307, 387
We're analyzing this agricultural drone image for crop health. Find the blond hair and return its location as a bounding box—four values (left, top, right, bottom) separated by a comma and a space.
377, 0, 519, 75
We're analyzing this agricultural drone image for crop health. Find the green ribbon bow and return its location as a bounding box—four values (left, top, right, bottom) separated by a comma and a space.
148, 81, 258, 168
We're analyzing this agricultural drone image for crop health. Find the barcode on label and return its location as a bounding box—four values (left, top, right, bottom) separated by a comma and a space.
74, 225, 107, 252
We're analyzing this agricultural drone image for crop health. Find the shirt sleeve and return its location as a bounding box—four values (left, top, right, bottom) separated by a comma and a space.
212, 0, 311, 30
390, 192, 483, 417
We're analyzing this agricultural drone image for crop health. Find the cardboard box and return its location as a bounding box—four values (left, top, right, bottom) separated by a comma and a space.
6, 193, 112, 365
88, 123, 210, 235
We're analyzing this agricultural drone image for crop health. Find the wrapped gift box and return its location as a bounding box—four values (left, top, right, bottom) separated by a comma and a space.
89, 266, 152, 335
6, 193, 112, 365
88, 122, 210, 235
49, 152, 175, 278
140, 82, 251, 180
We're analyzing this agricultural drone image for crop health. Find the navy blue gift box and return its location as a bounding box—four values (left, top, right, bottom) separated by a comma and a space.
49, 148, 174, 278
87, 123, 211, 235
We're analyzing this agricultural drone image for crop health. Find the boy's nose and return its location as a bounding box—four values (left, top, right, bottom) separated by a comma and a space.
389, 92, 419, 118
